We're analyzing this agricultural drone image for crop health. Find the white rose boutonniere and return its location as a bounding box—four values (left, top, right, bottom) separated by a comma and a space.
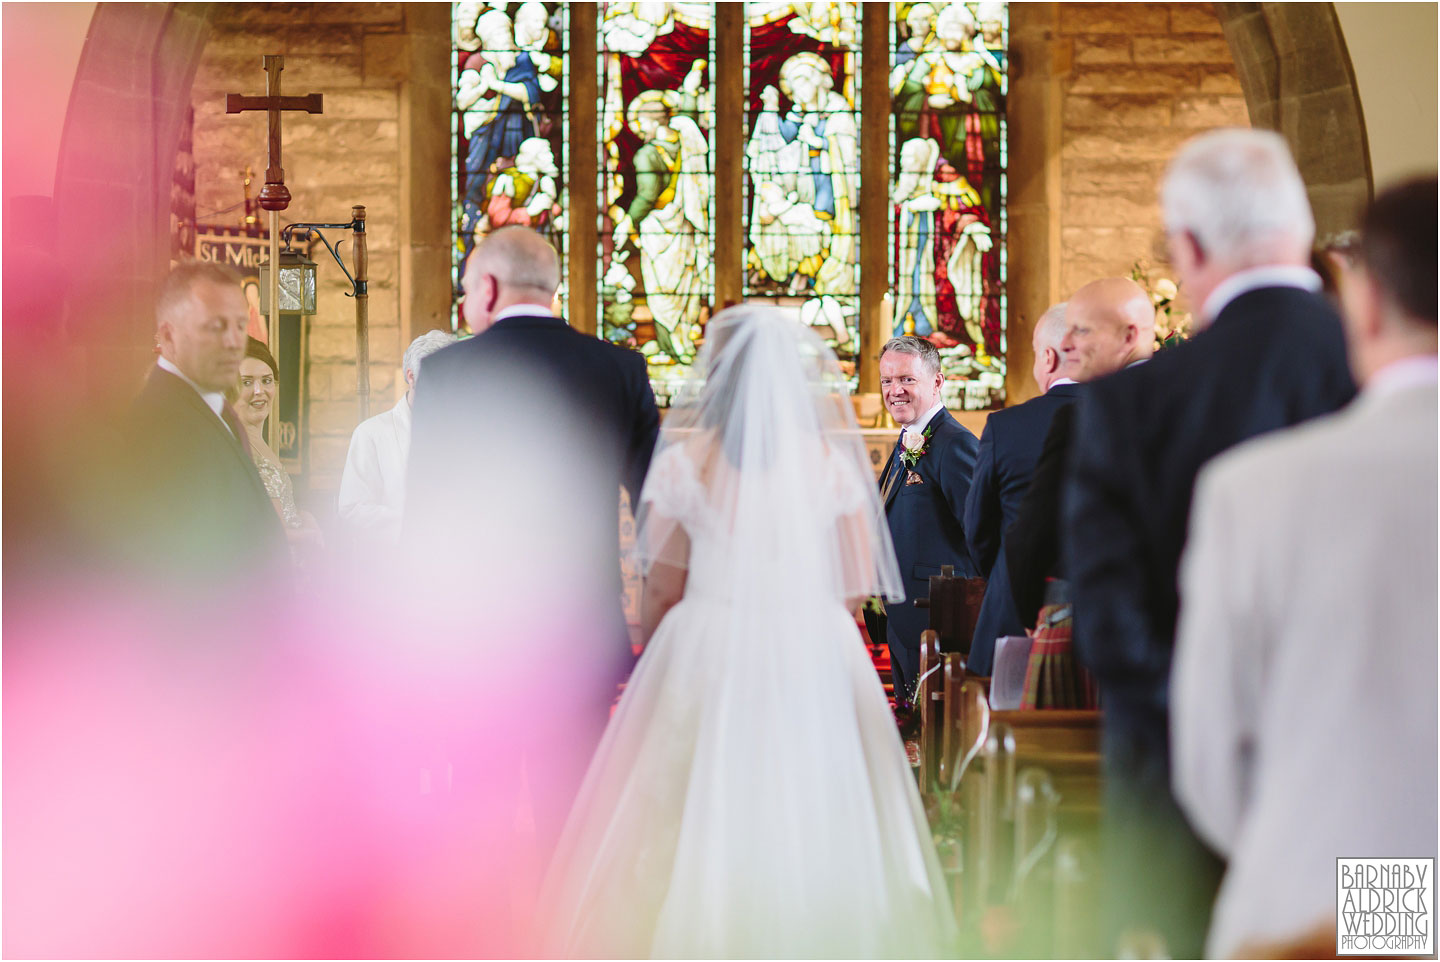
900, 426, 933, 468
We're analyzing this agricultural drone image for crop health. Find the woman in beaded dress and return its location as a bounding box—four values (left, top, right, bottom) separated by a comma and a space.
236, 337, 323, 548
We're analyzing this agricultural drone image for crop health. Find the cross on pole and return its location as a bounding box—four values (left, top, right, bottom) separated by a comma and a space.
225, 55, 322, 452
225, 54, 323, 211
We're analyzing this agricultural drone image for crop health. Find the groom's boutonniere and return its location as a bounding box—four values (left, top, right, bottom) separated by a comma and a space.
899, 426, 933, 468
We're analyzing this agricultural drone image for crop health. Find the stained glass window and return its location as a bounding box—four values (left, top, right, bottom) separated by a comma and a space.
449, 3, 1010, 405
743, 2, 862, 386
452, 2, 568, 323
891, 1, 1007, 409
597, 3, 715, 407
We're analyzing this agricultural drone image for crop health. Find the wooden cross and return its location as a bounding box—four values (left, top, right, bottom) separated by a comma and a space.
225, 55, 323, 211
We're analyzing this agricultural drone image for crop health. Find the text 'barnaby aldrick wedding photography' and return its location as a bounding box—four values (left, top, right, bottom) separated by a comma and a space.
1337, 859, 1434, 956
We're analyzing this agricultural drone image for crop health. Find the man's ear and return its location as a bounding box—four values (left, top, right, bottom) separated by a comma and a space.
1043, 346, 1060, 375
483, 274, 500, 312
1173, 229, 1204, 273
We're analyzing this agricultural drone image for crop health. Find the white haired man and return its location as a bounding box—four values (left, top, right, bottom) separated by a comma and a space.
337, 328, 457, 549
1174, 176, 1437, 958
1062, 129, 1356, 955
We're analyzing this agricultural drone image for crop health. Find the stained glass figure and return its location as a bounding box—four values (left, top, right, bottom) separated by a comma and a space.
891, 1, 1007, 409
453, 1, 567, 319
743, 3, 862, 380
448, 2, 1011, 406
598, 3, 714, 405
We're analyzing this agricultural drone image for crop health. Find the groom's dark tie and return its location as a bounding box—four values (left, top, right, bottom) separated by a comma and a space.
880, 433, 906, 505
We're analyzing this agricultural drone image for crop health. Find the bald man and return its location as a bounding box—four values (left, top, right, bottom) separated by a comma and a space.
1056, 276, 1156, 382
1003, 278, 1155, 635
961, 303, 1078, 674
404, 226, 659, 858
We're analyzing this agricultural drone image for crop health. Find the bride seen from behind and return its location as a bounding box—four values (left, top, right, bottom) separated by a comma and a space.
537, 304, 957, 958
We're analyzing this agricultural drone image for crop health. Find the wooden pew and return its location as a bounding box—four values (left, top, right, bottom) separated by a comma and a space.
929, 683, 1105, 955
912, 565, 987, 657
915, 630, 945, 791
992, 709, 1100, 753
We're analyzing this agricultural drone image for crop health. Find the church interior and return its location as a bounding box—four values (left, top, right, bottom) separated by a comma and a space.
3, 2, 1437, 958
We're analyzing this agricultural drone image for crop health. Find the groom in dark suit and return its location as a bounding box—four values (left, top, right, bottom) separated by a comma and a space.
876, 335, 980, 699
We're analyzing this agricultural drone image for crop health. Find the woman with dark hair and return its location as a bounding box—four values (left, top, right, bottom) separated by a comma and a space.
235, 337, 321, 545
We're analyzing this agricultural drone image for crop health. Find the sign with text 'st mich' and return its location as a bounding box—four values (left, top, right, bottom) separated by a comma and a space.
194, 224, 307, 477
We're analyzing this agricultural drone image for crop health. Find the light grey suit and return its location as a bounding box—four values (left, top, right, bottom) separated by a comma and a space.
1172, 371, 1438, 957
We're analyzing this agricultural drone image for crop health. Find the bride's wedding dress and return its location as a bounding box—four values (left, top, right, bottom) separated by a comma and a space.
537, 307, 956, 958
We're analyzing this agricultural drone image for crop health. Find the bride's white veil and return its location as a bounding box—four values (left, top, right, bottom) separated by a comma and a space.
540, 307, 955, 958
633, 303, 904, 606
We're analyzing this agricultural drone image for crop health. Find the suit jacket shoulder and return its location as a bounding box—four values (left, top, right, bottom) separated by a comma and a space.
407, 316, 659, 539
123, 368, 284, 578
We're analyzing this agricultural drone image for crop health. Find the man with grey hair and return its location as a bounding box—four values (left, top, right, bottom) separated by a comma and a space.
960, 302, 1079, 675
337, 328, 457, 549
874, 334, 980, 700
405, 225, 659, 861
1063, 128, 1355, 955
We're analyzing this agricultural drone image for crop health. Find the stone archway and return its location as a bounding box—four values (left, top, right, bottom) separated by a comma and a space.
1003, 1, 1372, 405
1215, 2, 1372, 237
50, 2, 213, 393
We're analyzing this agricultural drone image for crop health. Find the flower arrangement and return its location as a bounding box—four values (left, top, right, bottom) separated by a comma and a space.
1131, 260, 1193, 351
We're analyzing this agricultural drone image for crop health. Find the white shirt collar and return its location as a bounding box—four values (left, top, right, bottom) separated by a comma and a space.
494, 303, 560, 324
1201, 265, 1322, 324
156, 357, 228, 422
1048, 377, 1079, 389
1364, 355, 1437, 401
902, 400, 947, 436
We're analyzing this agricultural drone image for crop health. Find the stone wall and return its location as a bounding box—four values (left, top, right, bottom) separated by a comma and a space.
190, 2, 449, 496
1057, 2, 1250, 303
1006, 2, 1250, 403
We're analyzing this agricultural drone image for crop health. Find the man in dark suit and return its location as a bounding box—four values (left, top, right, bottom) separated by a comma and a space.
961, 301, 1076, 675
1000, 278, 1158, 635
405, 226, 659, 870
122, 262, 285, 583
1063, 129, 1356, 955
876, 335, 980, 699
